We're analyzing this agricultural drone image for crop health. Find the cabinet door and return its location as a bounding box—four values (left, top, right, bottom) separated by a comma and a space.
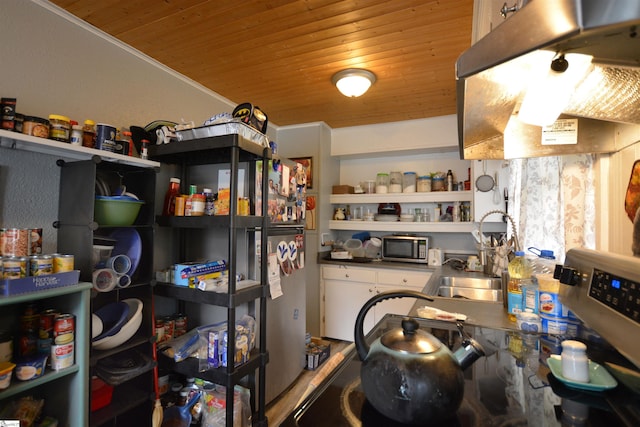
324, 279, 374, 341
322, 265, 377, 283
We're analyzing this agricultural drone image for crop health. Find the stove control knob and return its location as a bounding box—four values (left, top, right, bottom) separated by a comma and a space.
559, 267, 579, 286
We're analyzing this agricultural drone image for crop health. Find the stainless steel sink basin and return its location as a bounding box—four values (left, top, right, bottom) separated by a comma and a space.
438, 276, 502, 289
436, 276, 503, 302
437, 286, 503, 302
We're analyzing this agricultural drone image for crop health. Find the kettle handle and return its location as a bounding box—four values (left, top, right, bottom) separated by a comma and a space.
354, 290, 434, 361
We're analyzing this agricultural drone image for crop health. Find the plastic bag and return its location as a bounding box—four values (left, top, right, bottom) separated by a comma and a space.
201, 385, 251, 427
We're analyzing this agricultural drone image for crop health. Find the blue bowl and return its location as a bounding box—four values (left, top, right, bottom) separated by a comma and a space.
93, 302, 130, 342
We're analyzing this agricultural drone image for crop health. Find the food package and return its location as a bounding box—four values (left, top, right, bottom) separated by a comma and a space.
199, 315, 256, 369
201, 385, 251, 427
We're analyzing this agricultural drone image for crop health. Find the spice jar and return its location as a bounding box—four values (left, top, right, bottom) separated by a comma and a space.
375, 173, 389, 194
82, 120, 96, 148
432, 176, 445, 191
389, 171, 402, 193
417, 175, 431, 192
48, 114, 71, 142
191, 194, 206, 216
402, 172, 416, 193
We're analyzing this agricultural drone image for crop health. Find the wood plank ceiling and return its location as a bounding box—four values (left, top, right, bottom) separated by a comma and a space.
51, 0, 474, 129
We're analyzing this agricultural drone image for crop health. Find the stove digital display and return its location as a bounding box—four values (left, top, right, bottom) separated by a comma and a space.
589, 268, 639, 324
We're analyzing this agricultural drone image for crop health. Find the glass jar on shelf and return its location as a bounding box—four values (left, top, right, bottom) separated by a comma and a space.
375, 173, 389, 194
389, 171, 402, 193
402, 172, 416, 193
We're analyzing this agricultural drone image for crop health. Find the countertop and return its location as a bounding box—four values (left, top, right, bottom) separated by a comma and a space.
318, 252, 516, 330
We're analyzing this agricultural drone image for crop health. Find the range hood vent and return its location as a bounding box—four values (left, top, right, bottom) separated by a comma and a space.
456, 0, 640, 159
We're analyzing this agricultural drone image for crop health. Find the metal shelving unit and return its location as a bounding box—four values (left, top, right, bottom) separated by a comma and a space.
148, 133, 270, 427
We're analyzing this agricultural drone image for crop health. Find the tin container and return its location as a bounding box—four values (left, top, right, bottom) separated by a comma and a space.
22, 116, 50, 138
29, 255, 53, 276
51, 342, 74, 370
2, 228, 30, 257
2, 256, 28, 279
29, 228, 43, 255
53, 314, 74, 346
95, 123, 117, 151
53, 254, 74, 273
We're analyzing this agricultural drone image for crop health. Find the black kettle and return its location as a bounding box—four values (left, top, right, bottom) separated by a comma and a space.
354, 290, 485, 425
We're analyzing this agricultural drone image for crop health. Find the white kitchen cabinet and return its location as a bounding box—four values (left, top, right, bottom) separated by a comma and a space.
322, 265, 432, 341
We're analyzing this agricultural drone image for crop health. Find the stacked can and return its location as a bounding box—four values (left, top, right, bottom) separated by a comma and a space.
51, 313, 75, 370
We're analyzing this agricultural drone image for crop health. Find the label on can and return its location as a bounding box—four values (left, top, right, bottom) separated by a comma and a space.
51, 342, 74, 370
2, 228, 30, 257
53, 254, 74, 273
2, 256, 28, 280
39, 309, 59, 339
174, 313, 187, 337
53, 314, 75, 345
29, 228, 43, 255
30, 255, 53, 277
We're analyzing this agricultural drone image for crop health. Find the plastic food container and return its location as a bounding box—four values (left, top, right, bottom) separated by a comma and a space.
362, 180, 376, 194
402, 172, 416, 193
389, 171, 402, 193
375, 173, 389, 194
15, 354, 47, 381
417, 176, 431, 192
0, 361, 16, 389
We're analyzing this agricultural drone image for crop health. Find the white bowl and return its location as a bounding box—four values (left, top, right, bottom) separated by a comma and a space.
92, 298, 143, 350
92, 313, 104, 339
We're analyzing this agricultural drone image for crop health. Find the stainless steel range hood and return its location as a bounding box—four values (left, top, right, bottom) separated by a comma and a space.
456, 0, 640, 159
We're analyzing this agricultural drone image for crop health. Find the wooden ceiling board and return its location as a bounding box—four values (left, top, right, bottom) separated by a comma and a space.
51, 0, 474, 128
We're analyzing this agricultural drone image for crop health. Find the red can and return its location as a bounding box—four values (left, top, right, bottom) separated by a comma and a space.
39, 309, 59, 340
54, 314, 75, 345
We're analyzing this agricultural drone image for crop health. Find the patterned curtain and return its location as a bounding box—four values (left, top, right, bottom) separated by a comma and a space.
508, 155, 596, 262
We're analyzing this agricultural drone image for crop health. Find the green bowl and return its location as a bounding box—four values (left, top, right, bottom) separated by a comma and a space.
94, 198, 144, 226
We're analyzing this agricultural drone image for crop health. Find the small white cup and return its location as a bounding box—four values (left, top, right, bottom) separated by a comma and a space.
561, 340, 590, 382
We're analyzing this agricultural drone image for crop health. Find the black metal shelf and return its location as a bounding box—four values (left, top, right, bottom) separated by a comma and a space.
156, 214, 264, 229
154, 282, 267, 308
89, 382, 152, 427
148, 134, 270, 165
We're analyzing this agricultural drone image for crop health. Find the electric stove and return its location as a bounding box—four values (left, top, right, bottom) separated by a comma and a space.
282, 314, 640, 427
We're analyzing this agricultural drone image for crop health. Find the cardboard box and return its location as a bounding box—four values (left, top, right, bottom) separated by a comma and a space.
173, 260, 226, 287
332, 185, 354, 194
305, 337, 331, 370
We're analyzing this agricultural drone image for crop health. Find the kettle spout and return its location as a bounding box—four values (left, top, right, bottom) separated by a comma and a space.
453, 336, 485, 370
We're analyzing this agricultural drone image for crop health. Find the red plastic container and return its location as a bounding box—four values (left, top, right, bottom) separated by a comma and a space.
91, 376, 114, 411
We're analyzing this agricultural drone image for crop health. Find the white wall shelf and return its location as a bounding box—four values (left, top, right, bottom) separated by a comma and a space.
329, 220, 506, 233
0, 129, 160, 169
330, 191, 473, 204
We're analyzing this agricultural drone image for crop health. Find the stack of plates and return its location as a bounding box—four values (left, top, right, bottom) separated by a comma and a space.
375, 214, 398, 222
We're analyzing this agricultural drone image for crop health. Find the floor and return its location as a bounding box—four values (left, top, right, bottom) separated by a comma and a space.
265, 339, 351, 426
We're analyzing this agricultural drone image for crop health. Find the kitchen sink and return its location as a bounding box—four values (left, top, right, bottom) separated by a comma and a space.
437, 286, 503, 302
436, 276, 503, 302
438, 276, 502, 289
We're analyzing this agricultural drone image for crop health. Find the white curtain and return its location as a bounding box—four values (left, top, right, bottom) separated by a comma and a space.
508, 155, 596, 262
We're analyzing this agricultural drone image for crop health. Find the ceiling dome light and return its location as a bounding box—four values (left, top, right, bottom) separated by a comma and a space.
332, 69, 376, 97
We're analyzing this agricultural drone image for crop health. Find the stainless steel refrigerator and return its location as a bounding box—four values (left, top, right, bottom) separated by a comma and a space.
264, 227, 306, 403
256, 157, 308, 403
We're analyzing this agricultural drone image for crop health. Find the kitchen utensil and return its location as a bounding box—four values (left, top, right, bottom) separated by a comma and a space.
493, 172, 501, 204
94, 196, 144, 226
92, 301, 130, 342
475, 160, 494, 192
354, 291, 485, 425
504, 188, 509, 221
162, 390, 201, 427
93, 298, 143, 350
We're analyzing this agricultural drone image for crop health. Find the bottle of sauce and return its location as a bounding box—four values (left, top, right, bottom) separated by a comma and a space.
82, 119, 96, 148
162, 178, 181, 216
507, 251, 532, 322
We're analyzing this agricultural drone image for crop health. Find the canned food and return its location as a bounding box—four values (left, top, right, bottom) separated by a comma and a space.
174, 313, 187, 337
29, 228, 43, 255
2, 256, 28, 279
53, 314, 75, 345
163, 315, 175, 341
39, 309, 59, 340
53, 254, 74, 273
22, 116, 50, 138
30, 255, 53, 276
155, 318, 165, 342
2, 228, 30, 257
51, 342, 74, 370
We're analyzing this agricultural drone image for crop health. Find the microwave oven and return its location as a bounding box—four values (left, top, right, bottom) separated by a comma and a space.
381, 235, 429, 263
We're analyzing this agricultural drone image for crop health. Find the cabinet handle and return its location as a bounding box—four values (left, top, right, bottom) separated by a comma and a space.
402, 278, 408, 283
345, 274, 350, 278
